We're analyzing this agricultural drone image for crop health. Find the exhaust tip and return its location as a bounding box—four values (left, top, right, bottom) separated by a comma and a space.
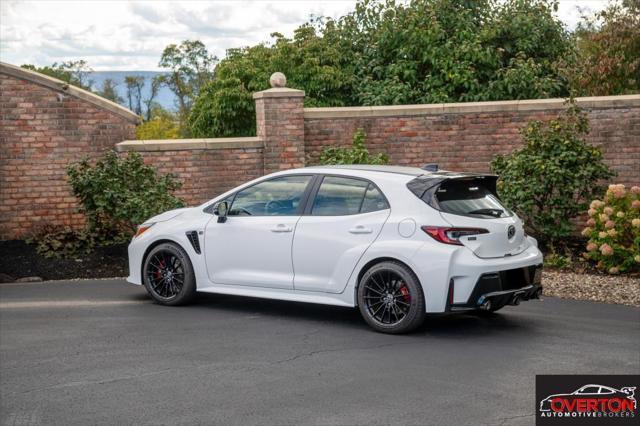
480, 300, 492, 311
510, 295, 520, 306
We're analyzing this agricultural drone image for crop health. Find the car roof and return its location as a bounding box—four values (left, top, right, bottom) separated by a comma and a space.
296, 165, 496, 180
313, 165, 427, 176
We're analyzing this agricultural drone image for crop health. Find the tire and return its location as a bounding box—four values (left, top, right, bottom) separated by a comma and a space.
357, 261, 426, 334
142, 242, 196, 306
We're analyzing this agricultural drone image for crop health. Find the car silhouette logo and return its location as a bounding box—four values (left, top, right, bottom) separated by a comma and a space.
507, 225, 515, 239
539, 384, 637, 412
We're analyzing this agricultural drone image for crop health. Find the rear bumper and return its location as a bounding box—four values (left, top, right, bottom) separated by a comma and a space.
411, 236, 543, 312
448, 264, 543, 312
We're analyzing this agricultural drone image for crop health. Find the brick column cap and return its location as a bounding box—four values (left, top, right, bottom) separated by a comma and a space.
253, 87, 305, 99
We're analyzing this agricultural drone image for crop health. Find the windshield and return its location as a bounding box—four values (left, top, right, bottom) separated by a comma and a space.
435, 178, 511, 219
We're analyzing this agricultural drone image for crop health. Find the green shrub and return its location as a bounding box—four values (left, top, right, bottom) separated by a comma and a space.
136, 107, 180, 140
582, 185, 640, 274
490, 101, 614, 247
136, 118, 180, 140
544, 251, 574, 270
26, 225, 95, 259
67, 151, 185, 241
318, 129, 388, 165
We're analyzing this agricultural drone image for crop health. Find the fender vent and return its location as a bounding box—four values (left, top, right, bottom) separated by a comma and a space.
186, 231, 201, 254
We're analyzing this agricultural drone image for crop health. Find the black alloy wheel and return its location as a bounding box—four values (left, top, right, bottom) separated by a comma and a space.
363, 269, 412, 324
357, 261, 425, 334
143, 243, 196, 305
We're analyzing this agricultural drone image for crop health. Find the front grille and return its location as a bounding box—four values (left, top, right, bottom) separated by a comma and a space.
186, 231, 201, 254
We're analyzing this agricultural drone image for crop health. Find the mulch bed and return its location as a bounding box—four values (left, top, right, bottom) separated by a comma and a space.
542, 270, 640, 307
0, 240, 128, 282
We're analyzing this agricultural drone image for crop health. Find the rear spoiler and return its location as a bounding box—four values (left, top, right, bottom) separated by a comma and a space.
406, 173, 499, 208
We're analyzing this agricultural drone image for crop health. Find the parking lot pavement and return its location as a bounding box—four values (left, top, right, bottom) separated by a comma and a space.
1, 279, 639, 426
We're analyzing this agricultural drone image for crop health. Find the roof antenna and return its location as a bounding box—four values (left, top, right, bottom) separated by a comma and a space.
421, 163, 439, 172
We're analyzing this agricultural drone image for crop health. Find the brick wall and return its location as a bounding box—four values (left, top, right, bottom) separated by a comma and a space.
304, 97, 640, 186
2, 62, 639, 241
115, 139, 264, 206
140, 149, 264, 205
0, 64, 138, 239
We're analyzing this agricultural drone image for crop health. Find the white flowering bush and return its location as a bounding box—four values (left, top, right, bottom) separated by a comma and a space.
582, 184, 640, 274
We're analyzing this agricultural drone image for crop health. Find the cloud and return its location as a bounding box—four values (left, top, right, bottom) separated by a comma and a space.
129, 2, 166, 24
0, 0, 608, 71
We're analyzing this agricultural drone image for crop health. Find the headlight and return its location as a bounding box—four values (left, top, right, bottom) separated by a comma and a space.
134, 223, 155, 238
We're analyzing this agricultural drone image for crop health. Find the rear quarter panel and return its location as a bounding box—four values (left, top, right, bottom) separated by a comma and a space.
338, 178, 457, 312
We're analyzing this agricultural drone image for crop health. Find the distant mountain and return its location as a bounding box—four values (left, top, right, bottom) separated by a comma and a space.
89, 71, 177, 112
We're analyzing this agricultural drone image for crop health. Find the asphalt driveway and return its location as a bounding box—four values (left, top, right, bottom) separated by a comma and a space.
1, 279, 639, 426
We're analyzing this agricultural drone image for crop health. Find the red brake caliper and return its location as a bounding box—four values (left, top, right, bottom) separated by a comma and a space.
154, 259, 165, 280
399, 284, 411, 303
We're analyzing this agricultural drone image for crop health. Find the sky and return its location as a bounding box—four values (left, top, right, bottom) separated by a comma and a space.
0, 0, 609, 71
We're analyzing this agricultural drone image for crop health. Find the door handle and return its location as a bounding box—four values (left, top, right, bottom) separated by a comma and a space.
271, 224, 293, 233
349, 225, 373, 234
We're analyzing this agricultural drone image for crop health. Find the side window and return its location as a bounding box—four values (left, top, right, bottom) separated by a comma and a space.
361, 184, 389, 213
312, 177, 368, 216
311, 176, 388, 216
229, 175, 312, 216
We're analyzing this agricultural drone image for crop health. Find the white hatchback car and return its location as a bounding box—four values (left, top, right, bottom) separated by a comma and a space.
127, 165, 543, 333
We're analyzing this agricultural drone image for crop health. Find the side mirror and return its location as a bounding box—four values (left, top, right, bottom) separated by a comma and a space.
215, 201, 229, 223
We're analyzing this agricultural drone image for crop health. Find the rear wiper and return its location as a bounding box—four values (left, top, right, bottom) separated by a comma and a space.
468, 208, 503, 217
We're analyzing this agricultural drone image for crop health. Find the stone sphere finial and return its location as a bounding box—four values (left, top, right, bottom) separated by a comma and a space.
269, 72, 287, 88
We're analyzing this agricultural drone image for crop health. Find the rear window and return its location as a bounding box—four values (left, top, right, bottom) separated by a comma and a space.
435, 179, 511, 219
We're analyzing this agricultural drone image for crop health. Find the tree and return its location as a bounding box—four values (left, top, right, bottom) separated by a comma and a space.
124, 76, 145, 115
158, 40, 217, 118
490, 101, 615, 247
98, 78, 123, 104
188, 77, 256, 137
142, 75, 164, 121
188, 23, 357, 137
21, 60, 93, 90
187, 0, 572, 137
560, 0, 640, 96
342, 0, 568, 105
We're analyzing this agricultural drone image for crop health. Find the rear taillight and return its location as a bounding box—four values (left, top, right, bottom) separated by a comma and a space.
421, 226, 489, 245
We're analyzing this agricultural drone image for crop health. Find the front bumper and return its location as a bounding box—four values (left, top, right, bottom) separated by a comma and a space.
448, 264, 543, 312
126, 238, 145, 285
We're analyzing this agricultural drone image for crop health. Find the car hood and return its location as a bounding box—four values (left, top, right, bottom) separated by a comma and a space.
144, 207, 191, 224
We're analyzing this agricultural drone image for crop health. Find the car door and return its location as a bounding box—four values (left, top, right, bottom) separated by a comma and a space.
204, 174, 314, 289
292, 175, 390, 293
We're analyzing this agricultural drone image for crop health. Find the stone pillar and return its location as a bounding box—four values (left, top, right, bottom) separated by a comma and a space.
253, 72, 305, 174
